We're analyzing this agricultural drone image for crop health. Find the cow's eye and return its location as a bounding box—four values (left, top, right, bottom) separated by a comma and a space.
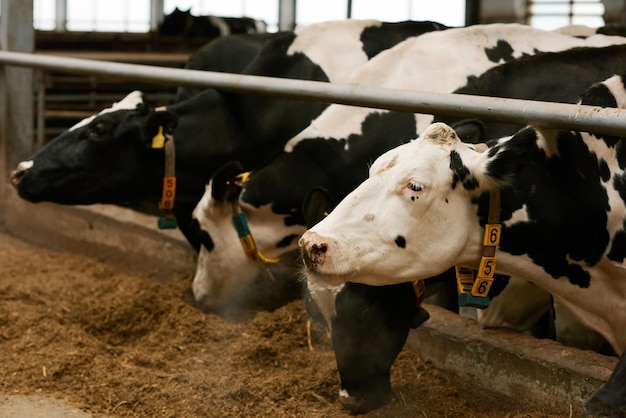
408, 182, 423, 192
87, 122, 107, 139
403, 179, 426, 200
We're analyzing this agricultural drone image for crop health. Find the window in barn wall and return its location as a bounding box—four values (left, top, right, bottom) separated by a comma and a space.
34, 0, 57, 30
164, 0, 279, 32
66, 0, 150, 32
295, 0, 348, 26
351, 0, 465, 26
294, 0, 465, 28
528, 0, 605, 29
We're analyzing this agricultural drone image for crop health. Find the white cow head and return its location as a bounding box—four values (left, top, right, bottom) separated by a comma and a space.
299, 122, 522, 287
191, 163, 304, 311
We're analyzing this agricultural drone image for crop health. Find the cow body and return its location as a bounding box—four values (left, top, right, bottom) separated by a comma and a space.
11, 19, 445, 251
300, 76, 626, 416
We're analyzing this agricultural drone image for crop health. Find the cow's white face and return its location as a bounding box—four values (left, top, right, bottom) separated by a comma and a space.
300, 123, 501, 286
191, 182, 304, 310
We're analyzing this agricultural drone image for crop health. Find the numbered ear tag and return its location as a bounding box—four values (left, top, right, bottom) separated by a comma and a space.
477, 256, 497, 278
455, 266, 475, 294
483, 224, 501, 246
471, 276, 494, 297
158, 176, 176, 210
151, 125, 166, 149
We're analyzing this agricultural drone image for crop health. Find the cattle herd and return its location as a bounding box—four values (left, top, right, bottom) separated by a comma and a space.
8, 18, 626, 417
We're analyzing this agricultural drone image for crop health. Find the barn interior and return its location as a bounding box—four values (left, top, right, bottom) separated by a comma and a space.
0, 1, 624, 417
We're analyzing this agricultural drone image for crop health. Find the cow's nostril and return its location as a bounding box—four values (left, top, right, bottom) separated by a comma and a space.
312, 243, 327, 255
10, 170, 26, 186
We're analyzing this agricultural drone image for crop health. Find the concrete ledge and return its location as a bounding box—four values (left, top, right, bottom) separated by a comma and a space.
5, 185, 196, 278
407, 304, 618, 416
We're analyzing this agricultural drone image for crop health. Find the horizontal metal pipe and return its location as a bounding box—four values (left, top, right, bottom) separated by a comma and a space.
2, 50, 626, 136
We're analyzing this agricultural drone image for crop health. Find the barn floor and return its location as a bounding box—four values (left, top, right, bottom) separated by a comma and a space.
0, 231, 575, 418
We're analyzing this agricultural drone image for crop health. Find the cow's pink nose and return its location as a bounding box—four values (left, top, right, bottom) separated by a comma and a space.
10, 169, 26, 186
299, 234, 328, 271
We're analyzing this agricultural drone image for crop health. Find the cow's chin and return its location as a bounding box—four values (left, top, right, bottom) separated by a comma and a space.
304, 269, 353, 287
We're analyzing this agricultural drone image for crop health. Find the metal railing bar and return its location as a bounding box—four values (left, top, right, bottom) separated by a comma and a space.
2, 50, 626, 137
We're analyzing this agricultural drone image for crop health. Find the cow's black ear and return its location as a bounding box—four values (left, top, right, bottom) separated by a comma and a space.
152, 110, 179, 134
302, 187, 336, 228
145, 110, 179, 145
452, 119, 487, 144
211, 161, 246, 205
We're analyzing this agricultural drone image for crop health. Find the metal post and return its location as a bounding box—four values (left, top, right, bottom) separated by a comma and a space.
279, 0, 296, 31
0, 2, 34, 168
0, 1, 35, 232
151, 0, 165, 32
56, 0, 67, 32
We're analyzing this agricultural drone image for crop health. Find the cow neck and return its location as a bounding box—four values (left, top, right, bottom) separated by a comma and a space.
454, 143, 502, 309
229, 172, 281, 279
151, 125, 177, 229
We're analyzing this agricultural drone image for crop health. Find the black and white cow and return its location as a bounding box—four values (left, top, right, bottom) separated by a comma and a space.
299, 75, 626, 417
158, 7, 267, 38
433, 43, 626, 354
11, 19, 446, 252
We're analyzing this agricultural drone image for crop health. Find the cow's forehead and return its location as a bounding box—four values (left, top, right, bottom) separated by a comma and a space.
69, 90, 144, 131
371, 123, 463, 176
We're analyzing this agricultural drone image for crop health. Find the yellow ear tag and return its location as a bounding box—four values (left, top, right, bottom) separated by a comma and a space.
151, 125, 165, 149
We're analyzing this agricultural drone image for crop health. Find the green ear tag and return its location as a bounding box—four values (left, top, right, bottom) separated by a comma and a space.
152, 126, 165, 149
158, 216, 177, 229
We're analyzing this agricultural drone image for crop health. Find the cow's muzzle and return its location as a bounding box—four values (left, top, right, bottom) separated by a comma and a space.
10, 161, 33, 186
299, 233, 328, 272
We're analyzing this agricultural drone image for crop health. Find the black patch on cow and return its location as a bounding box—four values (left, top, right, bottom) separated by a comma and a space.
241, 111, 418, 229
394, 235, 406, 248
191, 218, 215, 252
276, 234, 299, 248
450, 151, 478, 190
579, 80, 622, 147
359, 21, 446, 60
608, 228, 626, 262
484, 40, 515, 64
483, 127, 613, 288
599, 158, 611, 182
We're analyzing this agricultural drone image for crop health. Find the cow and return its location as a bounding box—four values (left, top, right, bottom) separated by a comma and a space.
431, 43, 626, 353
11, 19, 447, 253
158, 7, 267, 38
190, 25, 626, 412
299, 74, 626, 417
